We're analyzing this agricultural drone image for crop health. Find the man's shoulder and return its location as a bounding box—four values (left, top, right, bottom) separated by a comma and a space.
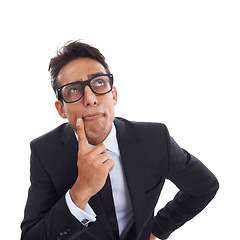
31, 122, 71, 146
115, 117, 167, 131
115, 117, 168, 138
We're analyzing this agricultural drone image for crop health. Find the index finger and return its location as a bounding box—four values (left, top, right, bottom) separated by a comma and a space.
76, 118, 90, 151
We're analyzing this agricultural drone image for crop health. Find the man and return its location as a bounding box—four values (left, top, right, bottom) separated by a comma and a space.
21, 41, 219, 240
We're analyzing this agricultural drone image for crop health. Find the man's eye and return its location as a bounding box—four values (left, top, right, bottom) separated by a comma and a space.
96, 80, 105, 86
69, 88, 78, 93
67, 86, 81, 95
92, 79, 106, 87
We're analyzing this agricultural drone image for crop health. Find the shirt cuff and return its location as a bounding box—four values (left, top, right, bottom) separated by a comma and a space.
65, 190, 97, 226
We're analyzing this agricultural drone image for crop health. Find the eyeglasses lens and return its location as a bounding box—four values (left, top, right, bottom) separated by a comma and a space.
62, 83, 83, 103
61, 75, 112, 103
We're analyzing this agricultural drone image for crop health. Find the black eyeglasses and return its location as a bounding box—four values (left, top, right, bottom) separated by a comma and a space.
56, 74, 113, 103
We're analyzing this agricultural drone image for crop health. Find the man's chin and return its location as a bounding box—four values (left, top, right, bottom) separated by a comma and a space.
85, 121, 111, 144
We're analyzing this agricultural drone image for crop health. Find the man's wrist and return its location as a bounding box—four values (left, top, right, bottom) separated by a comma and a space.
65, 190, 96, 226
69, 185, 91, 210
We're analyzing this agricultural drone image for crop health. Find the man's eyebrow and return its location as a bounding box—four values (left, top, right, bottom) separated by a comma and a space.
87, 72, 106, 79
68, 72, 106, 84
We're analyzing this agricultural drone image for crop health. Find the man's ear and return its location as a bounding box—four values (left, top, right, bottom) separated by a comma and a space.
112, 86, 118, 106
55, 101, 67, 119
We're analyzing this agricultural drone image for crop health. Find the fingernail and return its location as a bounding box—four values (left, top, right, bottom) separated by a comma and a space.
76, 118, 81, 127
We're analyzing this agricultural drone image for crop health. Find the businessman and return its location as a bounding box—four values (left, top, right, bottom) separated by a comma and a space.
21, 40, 219, 240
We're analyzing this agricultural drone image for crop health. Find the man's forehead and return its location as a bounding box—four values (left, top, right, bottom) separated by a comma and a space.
57, 58, 106, 85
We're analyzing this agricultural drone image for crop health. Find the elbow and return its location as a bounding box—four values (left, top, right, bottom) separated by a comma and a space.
210, 175, 220, 196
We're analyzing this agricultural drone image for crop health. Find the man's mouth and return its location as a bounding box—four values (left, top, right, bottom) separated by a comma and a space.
83, 112, 104, 121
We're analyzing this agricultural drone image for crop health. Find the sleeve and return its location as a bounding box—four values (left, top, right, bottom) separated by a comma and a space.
152, 125, 219, 239
65, 190, 96, 226
20, 142, 94, 240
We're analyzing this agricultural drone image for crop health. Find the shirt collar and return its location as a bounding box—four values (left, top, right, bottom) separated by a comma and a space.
101, 123, 119, 156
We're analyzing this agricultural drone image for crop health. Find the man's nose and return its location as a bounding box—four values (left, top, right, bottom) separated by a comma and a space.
83, 85, 98, 107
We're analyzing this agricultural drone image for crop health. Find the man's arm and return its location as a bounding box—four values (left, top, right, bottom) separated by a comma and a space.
152, 126, 219, 239
21, 118, 114, 240
21, 143, 89, 240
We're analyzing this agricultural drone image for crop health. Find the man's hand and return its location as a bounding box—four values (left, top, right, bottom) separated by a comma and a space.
150, 233, 157, 240
69, 118, 114, 210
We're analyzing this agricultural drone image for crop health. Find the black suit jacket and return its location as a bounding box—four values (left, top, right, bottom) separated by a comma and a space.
21, 118, 219, 240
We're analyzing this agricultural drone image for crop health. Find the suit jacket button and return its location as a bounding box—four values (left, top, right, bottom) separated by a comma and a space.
63, 225, 71, 233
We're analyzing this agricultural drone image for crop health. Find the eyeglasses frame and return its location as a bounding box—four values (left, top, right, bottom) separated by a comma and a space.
56, 73, 114, 103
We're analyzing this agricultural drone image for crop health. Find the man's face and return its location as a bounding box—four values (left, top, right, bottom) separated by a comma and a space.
55, 58, 117, 145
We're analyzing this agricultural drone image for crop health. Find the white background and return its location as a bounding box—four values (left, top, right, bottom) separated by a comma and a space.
0, 0, 239, 239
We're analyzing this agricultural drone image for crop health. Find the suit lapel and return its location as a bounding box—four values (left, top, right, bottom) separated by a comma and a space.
60, 123, 116, 240
60, 123, 78, 188
114, 118, 146, 238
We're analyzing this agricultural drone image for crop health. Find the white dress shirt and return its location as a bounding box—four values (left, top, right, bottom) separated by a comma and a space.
65, 123, 134, 236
